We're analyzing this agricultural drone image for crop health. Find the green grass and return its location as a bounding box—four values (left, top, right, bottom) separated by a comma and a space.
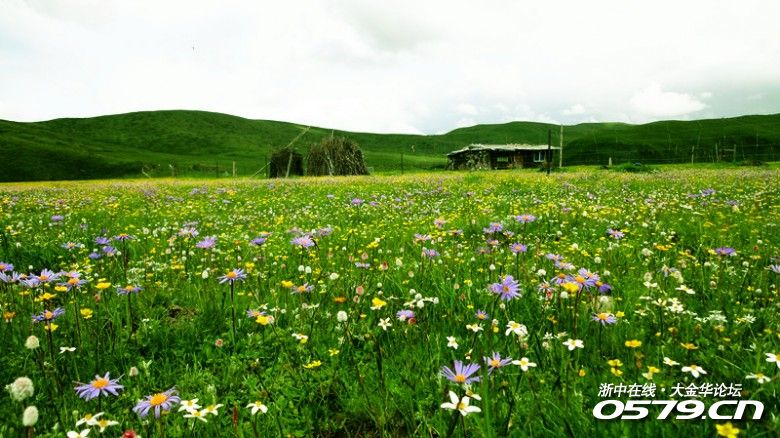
0, 168, 779, 436
1, 110, 779, 181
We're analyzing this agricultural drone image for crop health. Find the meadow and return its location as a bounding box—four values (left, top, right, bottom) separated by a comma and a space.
0, 167, 779, 437
2, 110, 779, 181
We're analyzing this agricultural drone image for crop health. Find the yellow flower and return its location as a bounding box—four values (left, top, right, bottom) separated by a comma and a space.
370, 297, 387, 310
255, 315, 271, 326
578, 368, 586, 377
45, 323, 59, 332
625, 340, 642, 348
39, 292, 57, 301
610, 367, 623, 377
716, 422, 740, 438
303, 360, 322, 369
96, 282, 111, 290
3, 310, 15, 322
54, 286, 67, 293
328, 349, 340, 356
615, 311, 625, 318
607, 359, 623, 367
280, 280, 293, 289
562, 282, 580, 294
680, 342, 698, 350
80, 308, 94, 319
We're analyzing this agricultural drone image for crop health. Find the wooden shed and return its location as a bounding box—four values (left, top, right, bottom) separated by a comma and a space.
447, 144, 560, 170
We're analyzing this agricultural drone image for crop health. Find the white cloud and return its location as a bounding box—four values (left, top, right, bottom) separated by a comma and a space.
562, 104, 586, 116
0, 0, 779, 133
630, 84, 707, 117
456, 103, 479, 115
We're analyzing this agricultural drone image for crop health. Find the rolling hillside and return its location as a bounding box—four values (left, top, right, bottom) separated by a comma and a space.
1, 110, 779, 181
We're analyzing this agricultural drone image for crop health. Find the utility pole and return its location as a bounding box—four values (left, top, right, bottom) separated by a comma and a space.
559, 124, 563, 168
546, 129, 552, 175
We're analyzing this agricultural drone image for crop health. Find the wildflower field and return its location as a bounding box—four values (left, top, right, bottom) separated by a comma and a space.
1, 168, 779, 437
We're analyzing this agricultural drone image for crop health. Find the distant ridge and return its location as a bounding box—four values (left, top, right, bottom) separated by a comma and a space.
1, 110, 778, 181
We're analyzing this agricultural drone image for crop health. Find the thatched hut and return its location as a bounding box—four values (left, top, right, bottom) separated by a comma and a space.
269, 147, 304, 178
306, 137, 369, 176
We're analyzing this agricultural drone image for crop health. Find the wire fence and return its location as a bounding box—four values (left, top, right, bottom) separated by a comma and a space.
146, 147, 779, 179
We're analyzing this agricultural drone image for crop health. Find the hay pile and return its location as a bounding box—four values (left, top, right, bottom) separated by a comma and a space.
269, 147, 303, 178
306, 137, 369, 176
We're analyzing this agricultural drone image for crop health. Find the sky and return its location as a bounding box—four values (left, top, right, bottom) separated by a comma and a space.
1, 0, 779, 134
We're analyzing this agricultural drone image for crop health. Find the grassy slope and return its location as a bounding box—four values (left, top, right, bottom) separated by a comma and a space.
1, 110, 779, 181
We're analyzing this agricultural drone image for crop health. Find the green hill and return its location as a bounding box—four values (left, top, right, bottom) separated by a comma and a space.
1, 110, 779, 181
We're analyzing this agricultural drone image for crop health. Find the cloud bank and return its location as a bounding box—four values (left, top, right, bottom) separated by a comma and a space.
1, 0, 779, 134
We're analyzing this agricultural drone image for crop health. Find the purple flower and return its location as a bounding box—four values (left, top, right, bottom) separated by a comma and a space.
74, 372, 124, 400
482, 223, 503, 234
246, 309, 266, 318
475, 310, 489, 320
102, 246, 117, 257
607, 228, 625, 239
291, 235, 315, 249
557, 261, 575, 271
422, 248, 439, 258
291, 283, 314, 294
413, 234, 432, 243
0, 271, 22, 284
195, 237, 217, 249
509, 243, 527, 254
396, 309, 415, 322
133, 388, 180, 419
592, 312, 617, 325
33, 268, 61, 284
32, 307, 65, 323
484, 352, 512, 373
57, 272, 87, 291
114, 233, 134, 242
0, 261, 14, 273
441, 360, 481, 384
218, 269, 247, 284
546, 253, 563, 263
350, 198, 364, 206
489, 275, 521, 301
315, 227, 334, 237
177, 227, 199, 238
251, 236, 268, 246
514, 214, 536, 224
575, 268, 599, 289
117, 285, 142, 295
714, 247, 736, 256
88, 252, 101, 260
700, 188, 716, 196
94, 236, 110, 246
51, 215, 64, 222
769, 264, 780, 274
61, 242, 83, 251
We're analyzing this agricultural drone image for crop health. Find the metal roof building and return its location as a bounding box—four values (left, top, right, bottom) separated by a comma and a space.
447, 144, 560, 170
